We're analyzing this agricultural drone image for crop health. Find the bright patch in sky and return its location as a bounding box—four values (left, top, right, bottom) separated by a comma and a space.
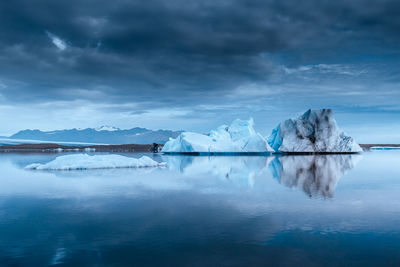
46, 31, 67, 51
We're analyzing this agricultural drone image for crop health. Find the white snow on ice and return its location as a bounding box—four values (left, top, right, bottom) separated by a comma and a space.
25, 154, 165, 170
162, 118, 273, 153
268, 109, 362, 153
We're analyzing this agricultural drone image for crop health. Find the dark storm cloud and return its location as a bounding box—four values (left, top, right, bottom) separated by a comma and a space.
0, 0, 399, 109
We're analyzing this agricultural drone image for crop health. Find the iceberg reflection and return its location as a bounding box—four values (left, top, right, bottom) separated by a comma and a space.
163, 154, 360, 198
162, 155, 270, 187
269, 154, 361, 198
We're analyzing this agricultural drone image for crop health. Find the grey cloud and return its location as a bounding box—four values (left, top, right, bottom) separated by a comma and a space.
0, 0, 399, 117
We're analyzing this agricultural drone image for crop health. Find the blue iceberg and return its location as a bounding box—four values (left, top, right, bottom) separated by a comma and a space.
162, 118, 273, 154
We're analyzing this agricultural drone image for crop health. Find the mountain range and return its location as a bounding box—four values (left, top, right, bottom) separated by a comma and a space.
5, 126, 182, 145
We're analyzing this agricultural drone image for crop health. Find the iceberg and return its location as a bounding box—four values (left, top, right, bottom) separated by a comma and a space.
25, 154, 165, 170
268, 109, 362, 153
162, 118, 273, 153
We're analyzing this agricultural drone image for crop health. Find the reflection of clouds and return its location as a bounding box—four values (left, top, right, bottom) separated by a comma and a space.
0, 195, 282, 266
0, 161, 187, 198
269, 155, 361, 198
3, 154, 400, 265
50, 247, 67, 265
162, 155, 270, 187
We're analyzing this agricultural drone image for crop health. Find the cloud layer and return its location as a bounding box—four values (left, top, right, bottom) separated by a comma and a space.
0, 0, 399, 141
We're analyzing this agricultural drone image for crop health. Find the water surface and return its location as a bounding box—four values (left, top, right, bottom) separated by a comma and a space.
0, 151, 399, 266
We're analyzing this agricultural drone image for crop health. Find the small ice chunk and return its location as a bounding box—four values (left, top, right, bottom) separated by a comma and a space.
25, 154, 165, 170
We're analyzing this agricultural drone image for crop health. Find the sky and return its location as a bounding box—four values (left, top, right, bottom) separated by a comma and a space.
0, 0, 400, 143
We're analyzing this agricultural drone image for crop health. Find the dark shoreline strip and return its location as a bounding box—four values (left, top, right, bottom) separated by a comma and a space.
162, 151, 360, 156
0, 143, 398, 154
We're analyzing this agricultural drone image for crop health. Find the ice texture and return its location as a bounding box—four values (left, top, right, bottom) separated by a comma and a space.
268, 109, 362, 153
162, 118, 273, 153
25, 154, 165, 170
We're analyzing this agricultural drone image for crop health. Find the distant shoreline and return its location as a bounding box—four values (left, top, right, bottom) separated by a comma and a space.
359, 144, 400, 150
0, 143, 398, 153
0, 143, 159, 153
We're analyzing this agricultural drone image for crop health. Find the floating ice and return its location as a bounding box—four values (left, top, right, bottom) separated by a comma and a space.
268, 109, 362, 153
162, 118, 273, 153
25, 154, 165, 170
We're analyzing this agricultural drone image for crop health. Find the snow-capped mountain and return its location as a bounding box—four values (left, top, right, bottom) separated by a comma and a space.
94, 126, 120, 132
8, 126, 182, 145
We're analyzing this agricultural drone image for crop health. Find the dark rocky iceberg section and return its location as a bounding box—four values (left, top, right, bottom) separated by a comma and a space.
268, 109, 362, 153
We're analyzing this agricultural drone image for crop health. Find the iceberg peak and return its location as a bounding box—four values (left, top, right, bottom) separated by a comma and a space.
267, 109, 362, 153
162, 118, 273, 153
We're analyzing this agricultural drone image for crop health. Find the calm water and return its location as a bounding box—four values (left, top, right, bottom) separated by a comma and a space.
0, 151, 400, 266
